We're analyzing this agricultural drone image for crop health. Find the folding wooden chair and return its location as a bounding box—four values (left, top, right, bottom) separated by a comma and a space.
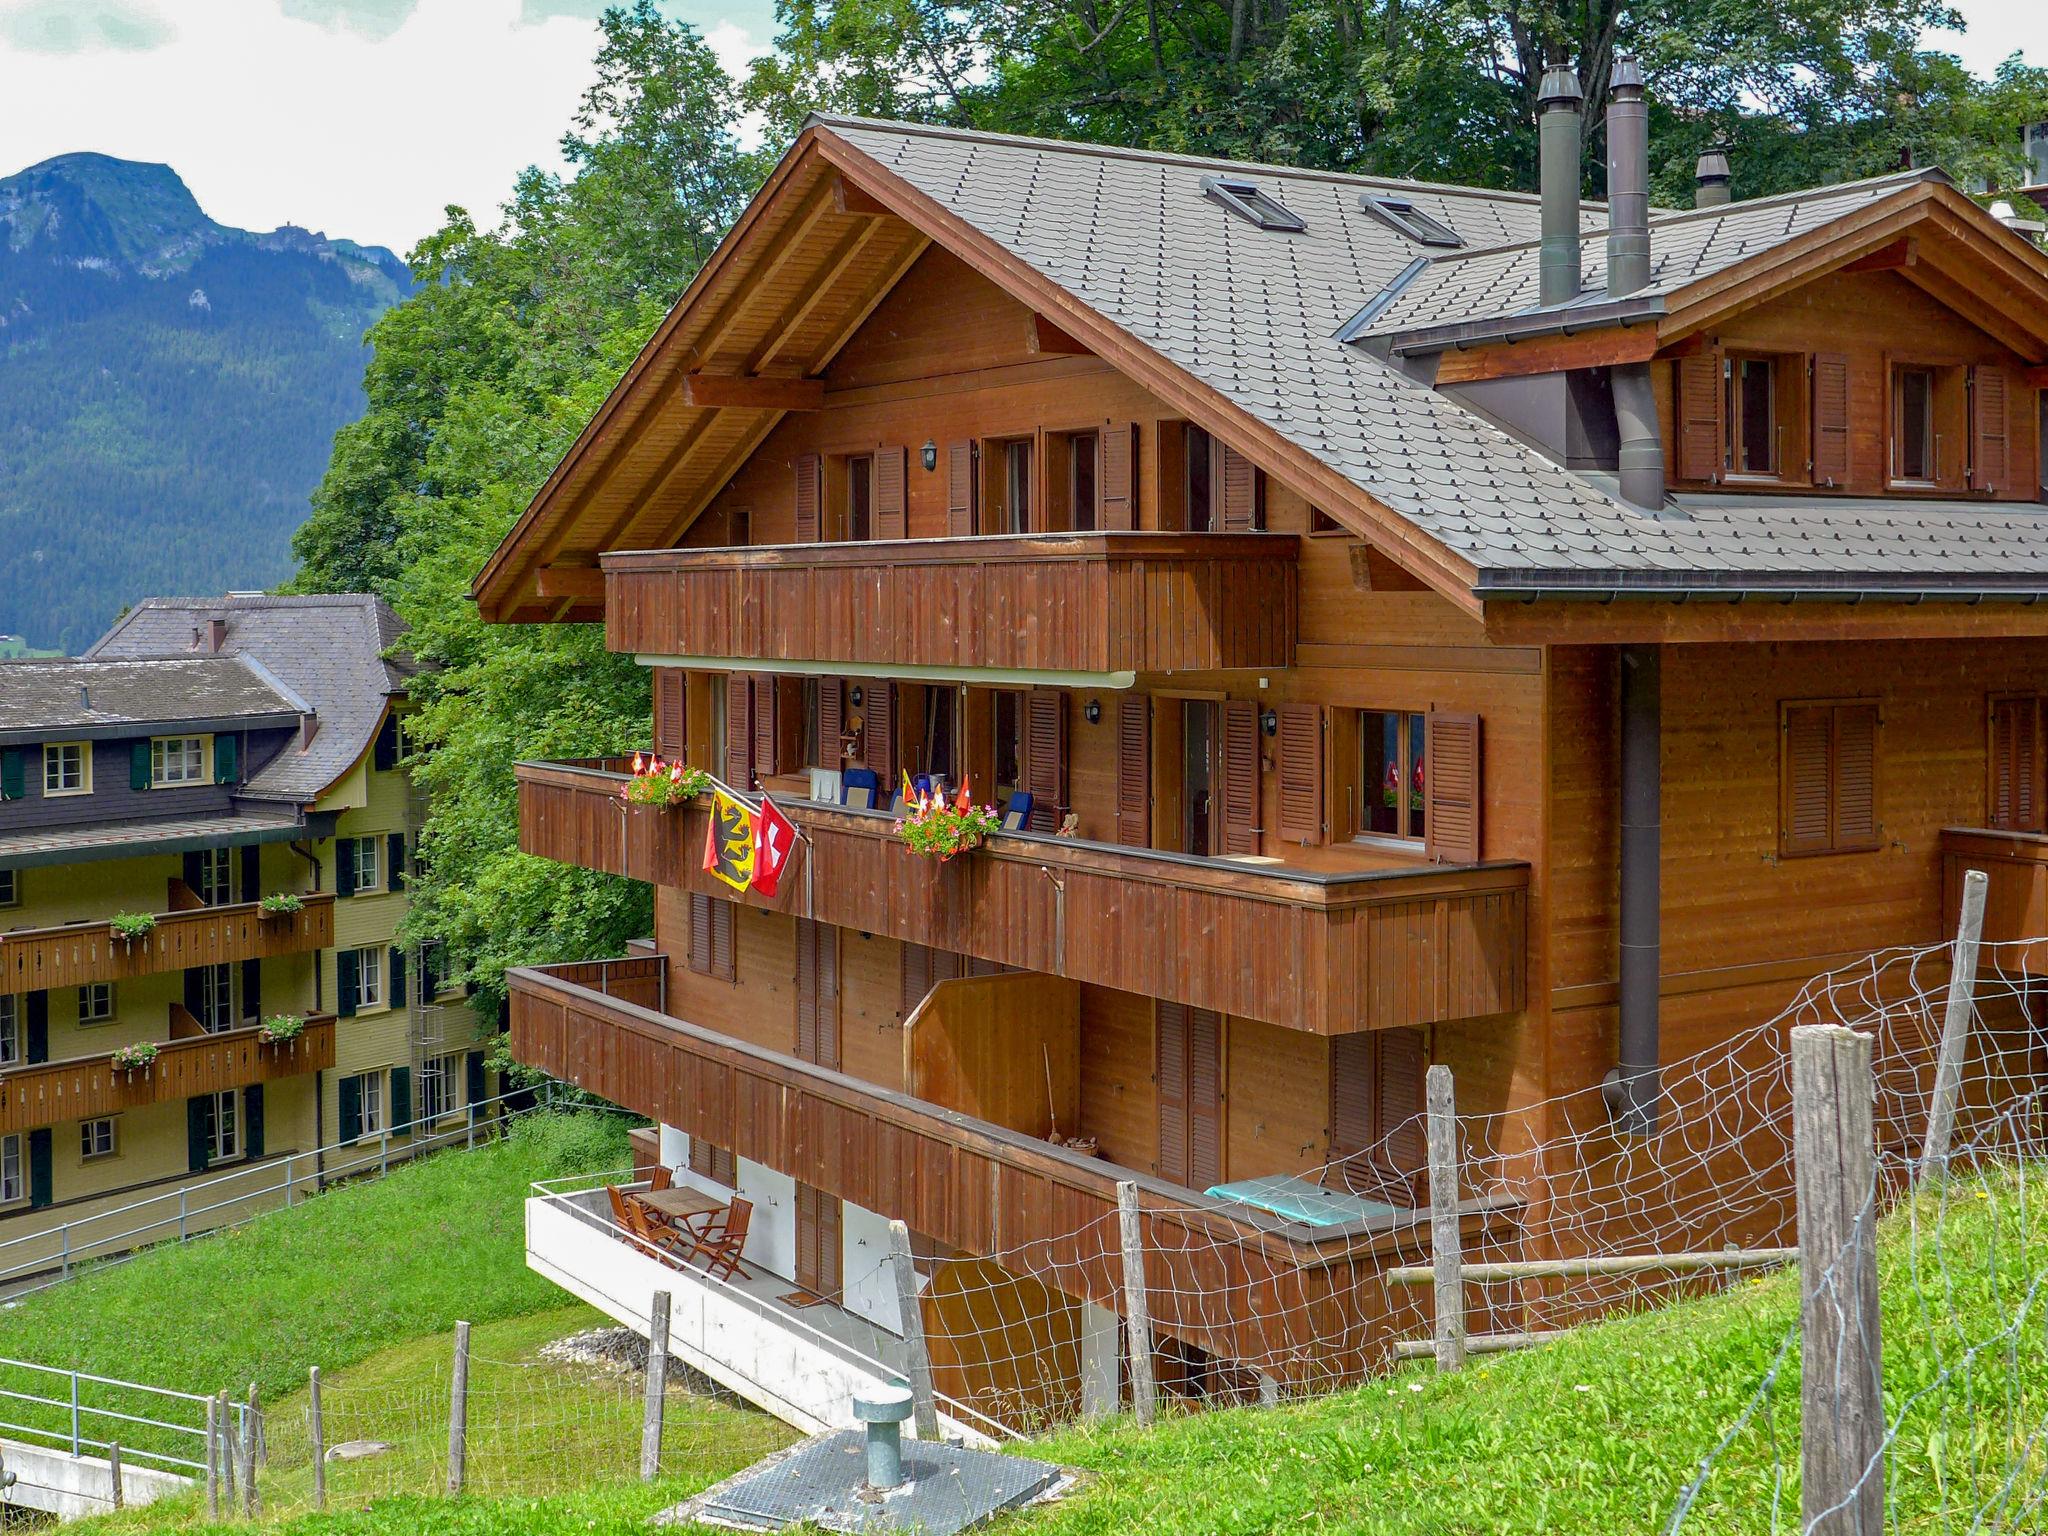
648, 1164, 673, 1192
608, 1185, 686, 1266
676, 1196, 753, 1282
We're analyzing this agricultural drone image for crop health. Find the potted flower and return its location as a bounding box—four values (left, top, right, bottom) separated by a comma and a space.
896, 783, 1001, 863
109, 911, 157, 946
619, 753, 711, 808
258, 892, 305, 919
111, 1041, 159, 1073
258, 1013, 306, 1045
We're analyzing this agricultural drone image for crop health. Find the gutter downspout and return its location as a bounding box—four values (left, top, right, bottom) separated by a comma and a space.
1606, 644, 1662, 1135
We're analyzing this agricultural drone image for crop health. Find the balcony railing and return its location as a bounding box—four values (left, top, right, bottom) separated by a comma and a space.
1942, 827, 2048, 970
0, 1016, 336, 1135
510, 960, 1519, 1388
0, 894, 336, 994
517, 759, 1528, 1035
601, 532, 1299, 677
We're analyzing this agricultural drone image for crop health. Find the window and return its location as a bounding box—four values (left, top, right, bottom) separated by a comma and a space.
1201, 175, 1306, 233
151, 735, 206, 786
77, 983, 114, 1025
1360, 709, 1426, 841
1181, 700, 1219, 855
1989, 694, 2044, 833
1184, 425, 1215, 530
1727, 354, 1781, 476
1309, 506, 1344, 534
0, 869, 15, 908
1781, 700, 1881, 857
1894, 366, 1938, 482
847, 456, 873, 542
0, 1134, 19, 1204
728, 505, 752, 546
80, 1117, 116, 1161
921, 686, 957, 786
355, 1072, 385, 1137
198, 963, 235, 1033
418, 1053, 460, 1122
211, 1090, 243, 1162
0, 996, 17, 1066
1000, 440, 1031, 534
195, 846, 233, 906
1069, 432, 1098, 532
355, 946, 385, 1010
686, 893, 735, 982
43, 742, 88, 795
1360, 193, 1462, 248
993, 690, 1025, 804
352, 837, 381, 893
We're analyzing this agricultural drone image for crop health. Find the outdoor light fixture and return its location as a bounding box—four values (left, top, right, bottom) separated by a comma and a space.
1084, 700, 1102, 725
1261, 708, 1279, 737
850, 685, 864, 708
921, 440, 938, 472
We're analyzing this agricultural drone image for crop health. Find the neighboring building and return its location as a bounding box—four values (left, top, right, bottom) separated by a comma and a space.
481, 73, 2048, 1435
0, 595, 484, 1275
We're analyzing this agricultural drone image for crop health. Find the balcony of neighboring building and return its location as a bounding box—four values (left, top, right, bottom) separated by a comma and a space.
0, 892, 336, 995
599, 532, 1299, 682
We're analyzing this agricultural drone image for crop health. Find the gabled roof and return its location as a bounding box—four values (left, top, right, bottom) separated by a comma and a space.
0, 655, 305, 741
83, 593, 412, 802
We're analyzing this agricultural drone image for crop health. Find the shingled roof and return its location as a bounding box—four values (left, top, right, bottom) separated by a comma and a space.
84, 594, 413, 803
0, 656, 305, 741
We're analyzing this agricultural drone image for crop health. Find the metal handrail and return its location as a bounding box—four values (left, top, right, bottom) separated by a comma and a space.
0, 1354, 242, 1473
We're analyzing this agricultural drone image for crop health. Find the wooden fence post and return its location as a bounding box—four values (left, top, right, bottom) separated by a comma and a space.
240, 1391, 260, 1518
1425, 1064, 1466, 1373
248, 1379, 266, 1467
1792, 1024, 1884, 1536
640, 1291, 670, 1482
448, 1321, 471, 1496
1115, 1182, 1157, 1428
217, 1392, 236, 1508
1919, 868, 1988, 1182
204, 1395, 219, 1519
886, 1219, 940, 1441
107, 1442, 124, 1510
309, 1367, 326, 1511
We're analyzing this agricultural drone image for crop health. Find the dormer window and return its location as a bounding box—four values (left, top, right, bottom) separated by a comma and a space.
1360, 194, 1463, 248
1201, 176, 1305, 233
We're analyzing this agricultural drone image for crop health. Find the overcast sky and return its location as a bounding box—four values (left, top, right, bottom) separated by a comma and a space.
1, 0, 2043, 253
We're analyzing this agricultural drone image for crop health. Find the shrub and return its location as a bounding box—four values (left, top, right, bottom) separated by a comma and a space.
509, 1111, 633, 1177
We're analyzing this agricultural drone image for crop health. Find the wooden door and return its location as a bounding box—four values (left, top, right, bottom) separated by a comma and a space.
795, 919, 840, 1070
1156, 1002, 1223, 1190
794, 1181, 842, 1297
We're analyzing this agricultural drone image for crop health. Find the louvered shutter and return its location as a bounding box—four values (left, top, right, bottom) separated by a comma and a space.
794, 453, 823, 541
334, 838, 356, 899
389, 1066, 412, 1135
1220, 700, 1260, 854
388, 834, 406, 893
240, 843, 259, 904
1376, 1028, 1427, 1176
1990, 695, 2043, 833
1811, 353, 1851, 486
1155, 1002, 1189, 1185
1188, 1007, 1224, 1191
244, 1084, 266, 1158
818, 1189, 842, 1295
1329, 1032, 1372, 1163
946, 442, 976, 536
1276, 703, 1324, 846
796, 918, 819, 1063
1972, 365, 2011, 492
27, 1128, 51, 1209
0, 749, 21, 801
1115, 695, 1150, 847
1023, 692, 1066, 831
338, 1074, 362, 1144
725, 675, 753, 790
1781, 704, 1834, 856
336, 949, 359, 1018
25, 992, 47, 1065
689, 892, 713, 975
1833, 703, 1879, 850
188, 1096, 214, 1172
1218, 444, 1258, 531
1423, 712, 1482, 865
130, 742, 151, 790
817, 678, 844, 769
900, 942, 932, 1019
752, 677, 778, 780
653, 668, 687, 757
242, 958, 261, 1022
874, 446, 907, 539
1100, 422, 1136, 530
466, 1050, 486, 1105
863, 682, 896, 784
213, 733, 239, 785
817, 922, 840, 1071
1676, 351, 1724, 482
710, 899, 736, 982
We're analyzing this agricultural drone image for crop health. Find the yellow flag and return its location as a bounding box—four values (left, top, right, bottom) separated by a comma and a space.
702, 789, 757, 892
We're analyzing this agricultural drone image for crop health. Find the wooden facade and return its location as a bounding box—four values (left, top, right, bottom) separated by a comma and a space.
0, 894, 336, 994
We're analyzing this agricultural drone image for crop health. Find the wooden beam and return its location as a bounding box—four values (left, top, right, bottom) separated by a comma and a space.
534, 565, 606, 601
2021, 365, 2048, 389
1898, 260, 2048, 361
1485, 600, 2048, 647
1842, 235, 1917, 273
1349, 543, 1430, 592
831, 175, 893, 218
1027, 313, 1093, 357
678, 373, 825, 411
749, 217, 893, 374
1432, 325, 1659, 384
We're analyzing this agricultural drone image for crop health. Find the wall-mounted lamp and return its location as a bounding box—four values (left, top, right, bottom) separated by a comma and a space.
1083, 699, 1102, 726
921, 440, 938, 472
1260, 708, 1279, 737
850, 685, 865, 708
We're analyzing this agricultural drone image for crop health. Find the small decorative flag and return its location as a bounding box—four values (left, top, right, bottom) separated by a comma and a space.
954, 773, 972, 812
751, 797, 798, 899
703, 788, 757, 892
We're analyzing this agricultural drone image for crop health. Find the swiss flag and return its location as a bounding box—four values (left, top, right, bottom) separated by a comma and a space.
751, 796, 798, 899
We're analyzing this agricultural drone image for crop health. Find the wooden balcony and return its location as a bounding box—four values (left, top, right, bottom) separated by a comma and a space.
0, 895, 335, 995
1942, 827, 2048, 971
511, 960, 1519, 1388
601, 532, 1299, 678
517, 759, 1528, 1035
0, 1016, 336, 1135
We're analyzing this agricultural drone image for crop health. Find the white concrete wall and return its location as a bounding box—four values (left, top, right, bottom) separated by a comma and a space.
840, 1200, 905, 1333
734, 1157, 796, 1278
0, 1437, 190, 1520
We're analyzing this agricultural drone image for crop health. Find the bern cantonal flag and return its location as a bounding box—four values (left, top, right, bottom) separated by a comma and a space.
703, 788, 757, 893
751, 796, 797, 899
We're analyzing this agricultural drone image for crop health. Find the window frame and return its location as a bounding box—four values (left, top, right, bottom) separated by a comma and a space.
42, 741, 90, 796
0, 995, 18, 1067
1778, 697, 1884, 858
211, 1089, 243, 1163
196, 845, 234, 906
419, 1052, 460, 1123
150, 735, 209, 788
845, 454, 874, 542
1359, 193, 1462, 248
0, 1133, 20, 1205
198, 962, 236, 1033
1725, 352, 1785, 479
353, 837, 381, 893
0, 868, 16, 908
1356, 708, 1428, 846
354, 945, 385, 1010
77, 982, 115, 1026
1201, 175, 1307, 233
1067, 430, 1099, 532
80, 1116, 118, 1162
357, 1071, 386, 1137
1889, 362, 1951, 487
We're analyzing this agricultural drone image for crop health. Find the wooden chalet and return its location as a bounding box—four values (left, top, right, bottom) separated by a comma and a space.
482, 62, 2048, 1428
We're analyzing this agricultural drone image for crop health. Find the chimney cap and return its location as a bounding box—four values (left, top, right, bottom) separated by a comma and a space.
1610, 54, 1646, 93
1696, 146, 1731, 181
1538, 64, 1585, 110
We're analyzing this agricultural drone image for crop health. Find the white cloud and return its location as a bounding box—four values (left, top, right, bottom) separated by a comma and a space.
1924, 0, 2048, 76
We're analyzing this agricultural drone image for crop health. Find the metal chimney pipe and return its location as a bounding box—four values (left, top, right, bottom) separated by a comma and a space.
1694, 146, 1732, 208
1538, 63, 1586, 307
1605, 55, 1651, 298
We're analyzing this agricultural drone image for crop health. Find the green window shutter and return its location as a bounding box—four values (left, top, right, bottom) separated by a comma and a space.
182, 851, 206, 895
334, 839, 356, 899
131, 742, 152, 791
387, 834, 406, 893
337, 1075, 362, 1144
388, 946, 408, 1011
244, 1085, 265, 1160
373, 713, 400, 772
390, 1066, 412, 1135
0, 749, 22, 801
213, 734, 239, 785
183, 967, 206, 1020
187, 1097, 214, 1173
465, 1050, 486, 1105
242, 959, 262, 1021
336, 949, 359, 1019
241, 843, 259, 901
27, 1129, 52, 1208
25, 992, 48, 1064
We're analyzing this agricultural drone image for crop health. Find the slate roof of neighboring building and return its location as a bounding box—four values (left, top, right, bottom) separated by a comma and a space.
0, 656, 304, 740
819, 118, 2048, 594
84, 594, 414, 802
0, 804, 306, 872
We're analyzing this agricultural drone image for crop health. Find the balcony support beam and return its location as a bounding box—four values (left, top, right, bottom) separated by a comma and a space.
633, 652, 1137, 691
677, 373, 826, 412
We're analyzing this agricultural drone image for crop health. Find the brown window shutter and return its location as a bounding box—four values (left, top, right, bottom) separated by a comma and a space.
1811, 353, 1851, 487
1187, 1007, 1224, 1191
817, 678, 845, 769
1328, 1033, 1372, 1163
710, 899, 735, 982
863, 682, 897, 784
1676, 350, 1724, 483
1155, 1001, 1189, 1185
1375, 1027, 1427, 1176
751, 677, 778, 780
1100, 422, 1137, 530
874, 445, 907, 539
690, 1137, 735, 1185
652, 668, 687, 757
900, 941, 932, 1019
1990, 694, 2043, 833
817, 923, 840, 1070
724, 674, 753, 790
1275, 703, 1325, 846
1971, 365, 2011, 492
1220, 699, 1260, 854
1115, 694, 1151, 847
1218, 444, 1258, 531
794, 1183, 820, 1294
946, 442, 976, 536
689, 892, 713, 976
1833, 703, 1879, 849
794, 453, 823, 541
933, 949, 964, 986
1780, 704, 1834, 855
795, 918, 821, 1063
1422, 711, 1481, 864
817, 1187, 842, 1295
1024, 691, 1066, 831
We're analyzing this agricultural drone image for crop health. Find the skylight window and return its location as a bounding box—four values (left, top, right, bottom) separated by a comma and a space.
1201, 176, 1306, 233
1360, 193, 1464, 248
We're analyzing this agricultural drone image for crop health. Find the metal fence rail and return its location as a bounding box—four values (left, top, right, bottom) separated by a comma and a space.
0, 1354, 241, 1473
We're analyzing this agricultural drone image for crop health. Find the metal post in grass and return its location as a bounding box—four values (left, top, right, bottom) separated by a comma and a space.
107, 1442, 123, 1510
448, 1320, 471, 1496
309, 1367, 326, 1511
1115, 1181, 1157, 1427
1919, 868, 1988, 1183
1426, 1064, 1467, 1373
886, 1219, 940, 1441
640, 1290, 671, 1481
204, 1397, 219, 1520
1792, 1024, 1884, 1536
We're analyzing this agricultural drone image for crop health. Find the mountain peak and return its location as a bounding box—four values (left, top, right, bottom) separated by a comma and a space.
2, 152, 215, 267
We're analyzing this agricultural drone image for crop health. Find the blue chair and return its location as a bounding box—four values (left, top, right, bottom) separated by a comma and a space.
841, 767, 880, 811
1000, 791, 1034, 832
911, 774, 933, 797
